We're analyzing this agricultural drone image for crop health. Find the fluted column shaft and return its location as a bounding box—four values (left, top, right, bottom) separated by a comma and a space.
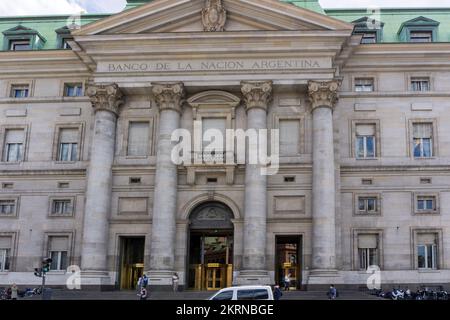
81, 84, 123, 273
240, 81, 272, 277
308, 80, 340, 271
149, 83, 185, 283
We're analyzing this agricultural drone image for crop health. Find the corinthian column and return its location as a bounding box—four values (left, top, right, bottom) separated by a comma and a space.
236, 81, 272, 285
308, 80, 341, 283
148, 82, 185, 287
81, 83, 123, 285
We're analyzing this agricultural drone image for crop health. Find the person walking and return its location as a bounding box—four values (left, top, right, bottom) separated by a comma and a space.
284, 273, 291, 291
11, 284, 18, 300
172, 273, 179, 293
142, 274, 149, 288
327, 284, 337, 300
273, 285, 283, 300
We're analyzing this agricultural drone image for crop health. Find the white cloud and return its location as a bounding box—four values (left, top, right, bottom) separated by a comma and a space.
0, 0, 86, 16
1, 0, 450, 17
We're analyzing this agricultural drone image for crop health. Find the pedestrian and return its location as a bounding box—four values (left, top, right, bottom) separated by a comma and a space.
284, 273, 291, 291
11, 283, 18, 300
327, 284, 337, 300
137, 275, 143, 290
142, 274, 148, 288
273, 285, 283, 300
138, 287, 148, 300
172, 273, 179, 292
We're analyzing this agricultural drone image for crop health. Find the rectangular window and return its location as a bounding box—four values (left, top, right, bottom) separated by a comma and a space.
354, 78, 374, 92
0, 237, 12, 272
279, 119, 300, 156
0, 200, 16, 216
411, 77, 430, 92
410, 31, 433, 43
358, 234, 379, 270
357, 197, 378, 214
10, 84, 29, 98
62, 38, 72, 49
417, 196, 436, 212
63, 83, 83, 97
3, 129, 24, 162
355, 124, 376, 158
413, 123, 433, 158
51, 199, 73, 216
9, 40, 31, 51
57, 129, 79, 161
48, 236, 69, 271
360, 32, 377, 44
127, 122, 150, 156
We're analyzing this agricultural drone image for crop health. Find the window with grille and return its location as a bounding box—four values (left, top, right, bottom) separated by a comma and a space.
51, 199, 73, 216
0, 200, 16, 216
358, 234, 379, 270
410, 31, 433, 43
355, 124, 376, 158
411, 77, 430, 92
354, 78, 374, 92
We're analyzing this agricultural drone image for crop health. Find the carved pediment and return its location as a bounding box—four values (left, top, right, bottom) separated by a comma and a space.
73, 0, 353, 36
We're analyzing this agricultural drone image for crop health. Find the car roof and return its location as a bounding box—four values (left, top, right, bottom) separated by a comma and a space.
221, 285, 272, 290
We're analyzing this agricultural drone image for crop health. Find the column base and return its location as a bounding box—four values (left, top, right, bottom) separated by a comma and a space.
147, 270, 175, 290
234, 270, 272, 286
80, 271, 113, 291
306, 269, 343, 290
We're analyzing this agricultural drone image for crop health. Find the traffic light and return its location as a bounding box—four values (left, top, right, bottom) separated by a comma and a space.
42, 258, 52, 274
34, 268, 42, 277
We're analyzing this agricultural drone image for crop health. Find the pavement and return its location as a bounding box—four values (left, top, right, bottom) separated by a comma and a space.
21, 289, 383, 300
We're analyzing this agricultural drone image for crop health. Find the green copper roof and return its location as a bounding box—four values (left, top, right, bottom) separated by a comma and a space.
1, 1, 450, 51
325, 8, 450, 42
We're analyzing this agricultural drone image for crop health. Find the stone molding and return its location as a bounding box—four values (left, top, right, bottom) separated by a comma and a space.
241, 81, 273, 112
151, 82, 185, 114
201, 0, 227, 32
308, 80, 340, 110
86, 83, 124, 116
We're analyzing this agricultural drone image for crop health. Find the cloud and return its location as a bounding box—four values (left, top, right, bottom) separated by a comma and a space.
1, 0, 450, 17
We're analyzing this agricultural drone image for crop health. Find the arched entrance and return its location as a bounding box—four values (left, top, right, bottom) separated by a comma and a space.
187, 201, 234, 291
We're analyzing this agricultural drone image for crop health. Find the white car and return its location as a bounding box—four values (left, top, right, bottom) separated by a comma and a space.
208, 285, 274, 301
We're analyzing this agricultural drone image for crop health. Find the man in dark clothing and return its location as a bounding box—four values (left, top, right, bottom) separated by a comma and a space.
273, 285, 283, 300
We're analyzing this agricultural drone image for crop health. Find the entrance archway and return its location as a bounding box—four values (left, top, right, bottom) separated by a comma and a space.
187, 201, 234, 291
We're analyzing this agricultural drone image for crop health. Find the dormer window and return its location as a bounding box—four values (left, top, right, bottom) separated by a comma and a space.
9, 40, 31, 51
352, 17, 384, 44
2, 25, 46, 51
55, 25, 77, 50
398, 16, 439, 43
410, 31, 433, 43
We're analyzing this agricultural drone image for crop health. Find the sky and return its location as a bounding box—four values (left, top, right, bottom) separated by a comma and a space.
0, 0, 450, 16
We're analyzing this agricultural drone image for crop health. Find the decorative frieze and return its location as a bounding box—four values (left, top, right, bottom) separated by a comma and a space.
151, 82, 185, 114
308, 80, 340, 110
241, 81, 273, 112
202, 0, 227, 32
86, 83, 124, 116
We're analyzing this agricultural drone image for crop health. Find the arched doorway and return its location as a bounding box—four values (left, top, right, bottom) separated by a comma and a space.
187, 202, 234, 291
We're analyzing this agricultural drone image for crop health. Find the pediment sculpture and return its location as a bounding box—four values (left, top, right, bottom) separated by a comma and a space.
202, 0, 227, 32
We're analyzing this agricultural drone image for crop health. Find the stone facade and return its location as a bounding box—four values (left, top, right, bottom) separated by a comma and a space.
0, 0, 450, 290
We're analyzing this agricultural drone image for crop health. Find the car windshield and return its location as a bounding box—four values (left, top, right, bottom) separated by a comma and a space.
211, 290, 233, 300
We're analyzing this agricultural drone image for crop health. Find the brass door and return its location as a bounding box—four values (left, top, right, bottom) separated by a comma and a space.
206, 264, 225, 290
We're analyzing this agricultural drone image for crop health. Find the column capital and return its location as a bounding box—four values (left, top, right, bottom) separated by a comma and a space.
151, 82, 185, 114
308, 80, 341, 110
86, 83, 124, 116
241, 81, 273, 112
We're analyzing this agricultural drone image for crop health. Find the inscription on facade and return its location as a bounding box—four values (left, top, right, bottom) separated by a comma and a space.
101, 58, 328, 73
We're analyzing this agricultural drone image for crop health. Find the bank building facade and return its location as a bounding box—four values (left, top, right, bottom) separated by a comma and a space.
1, 0, 450, 290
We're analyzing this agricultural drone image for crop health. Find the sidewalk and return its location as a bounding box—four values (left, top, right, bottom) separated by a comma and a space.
22, 289, 383, 300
